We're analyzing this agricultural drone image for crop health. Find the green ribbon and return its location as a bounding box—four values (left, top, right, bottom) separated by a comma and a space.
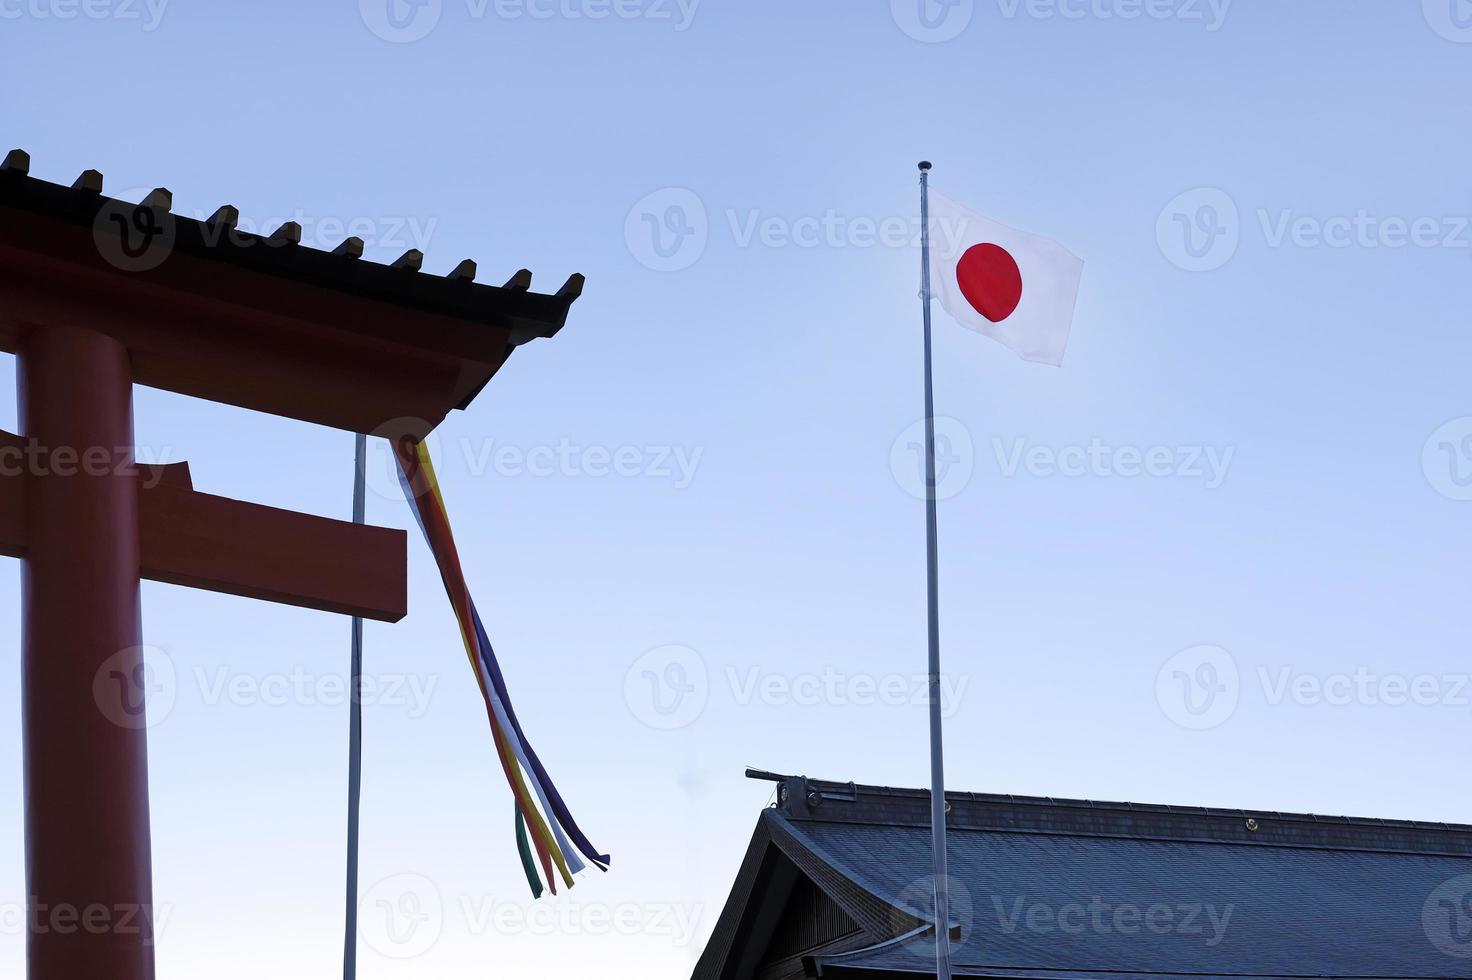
516, 805, 544, 899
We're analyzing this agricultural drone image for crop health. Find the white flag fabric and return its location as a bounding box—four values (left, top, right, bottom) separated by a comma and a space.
927, 189, 1084, 366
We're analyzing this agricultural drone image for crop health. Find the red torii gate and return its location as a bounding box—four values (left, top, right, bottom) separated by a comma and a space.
0, 148, 583, 980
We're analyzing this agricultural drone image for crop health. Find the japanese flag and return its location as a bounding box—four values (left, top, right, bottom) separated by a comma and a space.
927, 189, 1084, 366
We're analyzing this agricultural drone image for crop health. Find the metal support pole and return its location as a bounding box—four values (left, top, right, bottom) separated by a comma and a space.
343, 432, 367, 980
918, 160, 953, 980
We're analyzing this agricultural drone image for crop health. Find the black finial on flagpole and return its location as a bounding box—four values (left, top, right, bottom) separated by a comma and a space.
918, 160, 933, 172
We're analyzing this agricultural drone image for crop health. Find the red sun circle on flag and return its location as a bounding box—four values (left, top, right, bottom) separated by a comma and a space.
956, 243, 1023, 323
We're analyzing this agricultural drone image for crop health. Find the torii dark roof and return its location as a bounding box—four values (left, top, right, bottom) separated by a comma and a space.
694, 772, 1472, 980
0, 148, 583, 436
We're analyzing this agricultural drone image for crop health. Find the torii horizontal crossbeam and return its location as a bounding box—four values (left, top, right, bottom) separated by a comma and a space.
0, 430, 407, 622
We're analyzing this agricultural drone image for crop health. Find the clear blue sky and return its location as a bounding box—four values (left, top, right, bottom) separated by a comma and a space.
3, 1, 1472, 976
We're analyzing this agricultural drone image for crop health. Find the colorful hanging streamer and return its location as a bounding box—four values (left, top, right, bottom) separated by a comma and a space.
395, 436, 609, 898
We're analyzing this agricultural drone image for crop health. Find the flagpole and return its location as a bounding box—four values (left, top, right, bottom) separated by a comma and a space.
343, 432, 367, 980
918, 160, 953, 980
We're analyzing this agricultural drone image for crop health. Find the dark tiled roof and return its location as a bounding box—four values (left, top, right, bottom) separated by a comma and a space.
695, 773, 1472, 980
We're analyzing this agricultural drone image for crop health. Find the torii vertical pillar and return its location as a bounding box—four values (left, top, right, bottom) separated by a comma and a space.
19, 324, 155, 980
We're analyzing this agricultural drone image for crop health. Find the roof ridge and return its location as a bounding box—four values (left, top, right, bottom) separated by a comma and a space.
780, 773, 1472, 834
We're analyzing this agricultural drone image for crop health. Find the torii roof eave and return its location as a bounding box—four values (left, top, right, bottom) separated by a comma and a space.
0, 149, 584, 438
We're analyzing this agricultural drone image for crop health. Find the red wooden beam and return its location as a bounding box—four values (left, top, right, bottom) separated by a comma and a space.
138, 483, 407, 622
0, 223, 501, 439
0, 430, 407, 622
0, 462, 20, 557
